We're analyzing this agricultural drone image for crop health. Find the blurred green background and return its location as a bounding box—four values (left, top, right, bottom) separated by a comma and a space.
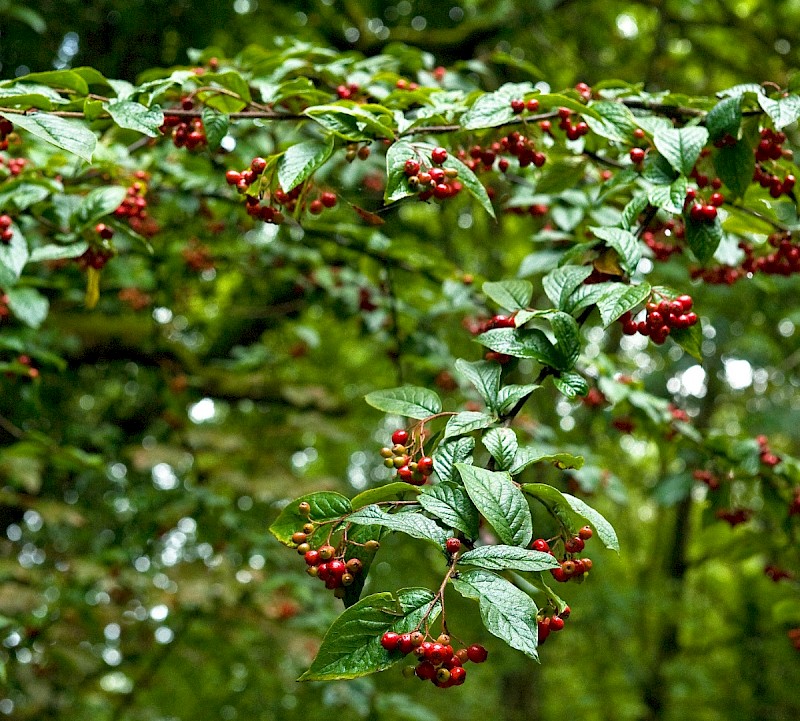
1, 2, 800, 721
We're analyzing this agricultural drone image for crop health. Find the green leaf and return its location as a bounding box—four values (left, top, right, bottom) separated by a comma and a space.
1, 111, 96, 162
195, 71, 252, 112
6, 287, 49, 328
351, 483, 420, 509
670, 322, 703, 361
277, 137, 335, 192
475, 328, 560, 367
563, 281, 618, 315
534, 94, 601, 120
619, 192, 650, 230
105, 100, 164, 137
647, 176, 688, 215
451, 570, 539, 660
536, 157, 586, 195
561, 493, 619, 552
342, 523, 387, 608
585, 101, 638, 142
757, 93, 800, 129
454, 358, 501, 412
706, 96, 742, 141
461, 89, 517, 130
201, 108, 229, 150
456, 464, 532, 547
345, 505, 450, 546
12, 70, 88, 95
443, 152, 496, 219
496, 384, 540, 415
684, 215, 723, 262
73, 186, 128, 228
433, 437, 475, 484
305, 103, 394, 140
512, 449, 584, 475
269, 491, 352, 546
596, 282, 651, 326
482, 280, 533, 311
521, 483, 583, 535
553, 371, 588, 399
542, 265, 593, 310
591, 226, 641, 276
443, 411, 497, 440
653, 126, 709, 177
29, 242, 88, 263
482, 428, 518, 471
365, 386, 442, 420
299, 588, 440, 680
384, 139, 417, 203
418, 482, 479, 540
714, 140, 754, 199
0, 181, 51, 212
542, 310, 581, 371
0, 224, 29, 287
459, 545, 560, 572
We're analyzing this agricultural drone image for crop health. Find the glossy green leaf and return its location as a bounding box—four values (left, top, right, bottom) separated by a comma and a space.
714, 140, 754, 199
6, 287, 49, 328
201, 108, 229, 149
553, 371, 588, 399
277, 137, 335, 192
653, 126, 709, 177
596, 282, 651, 326
72, 186, 128, 228
269, 491, 352, 546
671, 322, 704, 361
451, 570, 539, 660
105, 100, 164, 137
454, 358, 501, 412
475, 327, 560, 367
418, 482, 479, 540
365, 386, 442, 420
482, 427, 518, 471
591, 226, 641, 276
350, 483, 420, 509
513, 448, 584, 475
433, 436, 475, 484
684, 215, 723, 262
0, 224, 29, 287
619, 192, 650, 230
461, 87, 518, 129
305, 103, 394, 140
29, 242, 89, 263
12, 70, 88, 95
483, 280, 533, 312
441, 151, 496, 219
443, 411, 497, 440
496, 384, 540, 416
647, 176, 688, 215
561, 493, 620, 552
195, 71, 251, 112
345, 505, 450, 546
706, 96, 742, 140
456, 464, 532, 547
543, 265, 593, 310
757, 93, 800, 129
299, 588, 440, 680
384, 139, 418, 203
1, 111, 96, 162
458, 545, 560, 572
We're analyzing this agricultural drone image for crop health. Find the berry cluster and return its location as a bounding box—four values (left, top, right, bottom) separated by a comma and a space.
381, 630, 487, 688
345, 142, 372, 162
555, 107, 590, 141
403, 148, 463, 201
692, 469, 721, 490
620, 294, 698, 345
0, 118, 12, 150
114, 175, 157, 237
757, 434, 781, 467
0, 155, 28, 177
15, 354, 38, 379
642, 218, 684, 261
77, 246, 113, 270
509, 97, 540, 114
686, 186, 723, 224
0, 214, 13, 244
715, 508, 752, 527
537, 605, 570, 644
532, 525, 594, 584
160, 99, 207, 149
752, 128, 796, 198
292, 501, 376, 597
395, 78, 420, 91
691, 231, 800, 284
336, 82, 360, 99
500, 130, 547, 168
379, 429, 435, 486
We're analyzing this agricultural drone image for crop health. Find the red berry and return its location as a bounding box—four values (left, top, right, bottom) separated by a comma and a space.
397, 465, 414, 483
510, 99, 525, 114
0, 215, 11, 229
320, 191, 337, 208
95, 223, 114, 240
433, 183, 450, 199
250, 157, 267, 174
397, 633, 414, 654
538, 617, 551, 643
392, 429, 409, 445
445, 537, 461, 554
629, 147, 646, 164
417, 457, 434, 476
550, 616, 565, 632
415, 661, 437, 680
449, 666, 467, 685
526, 98, 540, 112
466, 644, 488, 663
381, 631, 400, 651
578, 525, 593, 540
304, 550, 320, 566
565, 536, 585, 553
532, 538, 550, 553
431, 147, 448, 165
309, 199, 324, 215
428, 643, 448, 665
709, 192, 725, 207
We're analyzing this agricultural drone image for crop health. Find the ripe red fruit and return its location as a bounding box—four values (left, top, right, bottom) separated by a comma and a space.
629, 147, 646, 164
309, 199, 324, 215
397, 633, 415, 654
532, 538, 550, 552
526, 98, 540, 112
0, 215, 12, 229
433, 183, 450, 199
510, 99, 525, 114
466, 644, 488, 663
250, 157, 267, 174
709, 192, 725, 207
417, 457, 434, 476
565, 536, 585, 553
415, 660, 437, 679
320, 191, 337, 208
381, 631, 400, 651
578, 525, 593, 540
95, 223, 114, 240
428, 643, 448, 665
397, 465, 414, 483
449, 666, 467, 685
550, 616, 565, 632
538, 617, 551, 643
304, 550, 321, 566
392, 429, 409, 445
431, 147, 448, 165
445, 537, 461, 554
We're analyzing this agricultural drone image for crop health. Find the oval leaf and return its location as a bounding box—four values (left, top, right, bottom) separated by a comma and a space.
561, 493, 619, 552
458, 545, 560, 572
346, 505, 450, 546
269, 491, 352, 546
418, 482, 479, 540
364, 386, 442, 420
2, 111, 96, 162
